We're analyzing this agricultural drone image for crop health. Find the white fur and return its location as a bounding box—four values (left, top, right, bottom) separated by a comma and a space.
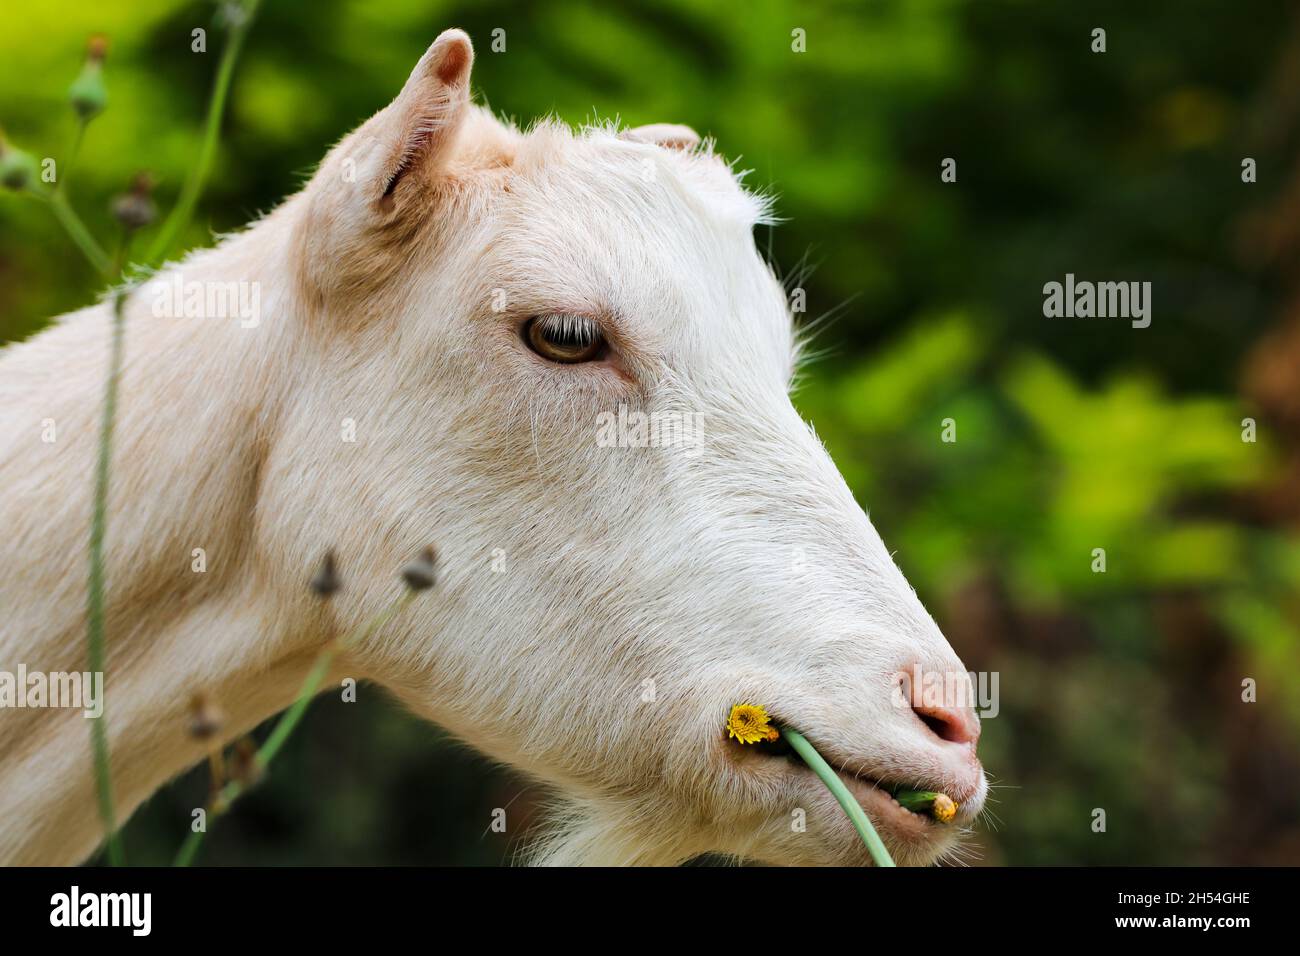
0, 30, 985, 866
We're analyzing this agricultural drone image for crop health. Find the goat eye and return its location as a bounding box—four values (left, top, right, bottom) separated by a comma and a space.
523, 314, 606, 364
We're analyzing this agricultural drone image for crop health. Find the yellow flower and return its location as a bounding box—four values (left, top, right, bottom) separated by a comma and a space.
726, 703, 775, 745
932, 793, 958, 823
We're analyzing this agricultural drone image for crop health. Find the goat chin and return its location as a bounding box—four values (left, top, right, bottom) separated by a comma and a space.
524, 799, 705, 867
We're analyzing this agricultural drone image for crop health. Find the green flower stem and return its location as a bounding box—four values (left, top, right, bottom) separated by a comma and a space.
779, 726, 896, 867
172, 781, 239, 868
42, 187, 112, 274
56, 118, 88, 196
146, 0, 261, 265
256, 593, 413, 768
86, 265, 133, 867
173, 590, 416, 867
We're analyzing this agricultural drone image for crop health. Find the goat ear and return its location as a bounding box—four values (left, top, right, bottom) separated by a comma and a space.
620, 123, 701, 151
368, 29, 474, 203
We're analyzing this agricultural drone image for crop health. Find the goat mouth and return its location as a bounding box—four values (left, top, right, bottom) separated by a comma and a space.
756, 735, 953, 826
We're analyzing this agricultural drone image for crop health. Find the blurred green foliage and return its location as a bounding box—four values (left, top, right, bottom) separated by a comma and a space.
2, 0, 1297, 865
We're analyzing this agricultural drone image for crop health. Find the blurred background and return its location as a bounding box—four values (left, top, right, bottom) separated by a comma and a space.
2, 0, 1298, 865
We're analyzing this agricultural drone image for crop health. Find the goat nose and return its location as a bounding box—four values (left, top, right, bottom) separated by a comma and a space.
911, 699, 980, 748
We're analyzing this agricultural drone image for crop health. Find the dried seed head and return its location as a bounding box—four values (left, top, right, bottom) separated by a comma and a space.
111, 173, 156, 231
86, 34, 109, 64
217, 0, 252, 30
401, 546, 438, 591
228, 737, 263, 790
310, 549, 341, 598
187, 693, 225, 741
0, 133, 38, 192
68, 38, 108, 121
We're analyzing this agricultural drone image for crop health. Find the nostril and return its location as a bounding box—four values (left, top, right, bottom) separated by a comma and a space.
911, 701, 980, 747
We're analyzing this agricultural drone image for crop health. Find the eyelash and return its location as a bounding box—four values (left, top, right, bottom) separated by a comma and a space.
522, 313, 607, 363
536, 313, 598, 346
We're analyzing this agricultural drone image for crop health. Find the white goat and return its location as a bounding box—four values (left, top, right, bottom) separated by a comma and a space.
0, 29, 985, 866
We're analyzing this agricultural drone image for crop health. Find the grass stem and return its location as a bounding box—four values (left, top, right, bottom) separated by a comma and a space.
173, 590, 416, 867
86, 251, 133, 866
42, 187, 112, 274
146, 0, 261, 265
56, 119, 88, 197
780, 726, 896, 867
